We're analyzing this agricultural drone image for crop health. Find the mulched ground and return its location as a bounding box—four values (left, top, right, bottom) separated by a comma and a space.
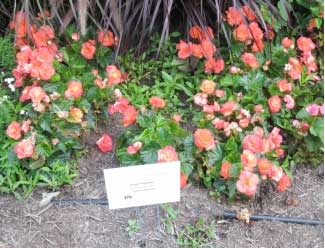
0, 117, 324, 248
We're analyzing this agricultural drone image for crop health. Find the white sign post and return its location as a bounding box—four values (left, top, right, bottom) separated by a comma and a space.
103, 161, 180, 210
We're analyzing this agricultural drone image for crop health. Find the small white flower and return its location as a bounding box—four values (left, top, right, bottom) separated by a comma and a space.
20, 110, 26, 115
284, 63, 292, 72
8, 84, 15, 92
4, 77, 15, 84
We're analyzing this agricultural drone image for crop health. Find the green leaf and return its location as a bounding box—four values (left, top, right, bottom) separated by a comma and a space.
40, 119, 52, 132
161, 71, 173, 83
229, 163, 242, 178
206, 144, 223, 166
277, 1, 288, 21
296, 108, 310, 119
310, 117, 324, 142
117, 149, 140, 166
175, 83, 194, 96
225, 137, 237, 151
140, 142, 160, 164
86, 87, 98, 101
29, 157, 46, 170
36, 142, 53, 157
220, 74, 238, 87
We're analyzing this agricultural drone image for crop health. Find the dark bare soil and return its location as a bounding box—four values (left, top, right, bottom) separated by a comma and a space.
0, 118, 323, 248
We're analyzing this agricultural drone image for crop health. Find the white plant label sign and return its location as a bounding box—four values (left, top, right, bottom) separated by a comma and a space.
104, 161, 180, 209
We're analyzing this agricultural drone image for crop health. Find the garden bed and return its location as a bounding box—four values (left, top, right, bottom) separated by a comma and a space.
0, 120, 323, 247
0, 2, 324, 247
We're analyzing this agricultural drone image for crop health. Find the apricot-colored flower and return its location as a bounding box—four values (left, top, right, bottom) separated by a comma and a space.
276, 148, 285, 157
283, 94, 295, 110
252, 39, 264, 52
236, 171, 259, 196
92, 69, 99, 77
204, 58, 224, 74
176, 40, 191, 59
127, 142, 143, 155
241, 53, 259, 69
287, 57, 303, 80
220, 101, 237, 117
297, 36, 316, 52
96, 134, 113, 153
268, 165, 283, 182
189, 26, 203, 39
277, 79, 293, 93
71, 32, 80, 41
268, 95, 282, 113
22, 119, 31, 134
32, 25, 55, 47
253, 104, 263, 113
193, 93, 208, 106
233, 24, 250, 42
242, 134, 263, 153
239, 118, 250, 128
257, 158, 272, 175
212, 118, 224, 129
81, 39, 96, 60
172, 114, 182, 123
242, 6, 256, 21
202, 104, 215, 113
97, 30, 114, 47
220, 161, 231, 179
189, 26, 214, 40
226, 7, 244, 26
249, 22, 264, 41
307, 18, 317, 32
108, 98, 130, 114
180, 172, 188, 189
94, 77, 106, 89
149, 96, 166, 108
29, 86, 46, 103
6, 121, 22, 140
213, 59, 225, 74
157, 146, 179, 163
282, 37, 294, 49
14, 139, 34, 159
200, 39, 217, 59
200, 80, 215, 95
241, 150, 258, 170
106, 65, 124, 85
65, 80, 83, 98
9, 11, 28, 39
69, 107, 83, 123
190, 43, 203, 58
269, 127, 283, 148
122, 105, 138, 127
215, 90, 225, 98
194, 128, 215, 150
277, 174, 291, 192
38, 62, 55, 81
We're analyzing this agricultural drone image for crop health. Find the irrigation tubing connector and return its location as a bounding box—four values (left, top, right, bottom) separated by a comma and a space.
222, 211, 324, 226
51, 199, 324, 226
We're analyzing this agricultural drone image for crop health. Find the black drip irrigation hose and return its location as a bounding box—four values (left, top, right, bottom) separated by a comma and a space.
51, 198, 109, 206
222, 211, 324, 226
50, 199, 324, 226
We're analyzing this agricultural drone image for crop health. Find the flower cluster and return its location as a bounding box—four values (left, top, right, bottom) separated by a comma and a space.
282, 36, 319, 81
108, 92, 138, 127
12, 31, 57, 87
6, 120, 34, 159
176, 26, 224, 74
